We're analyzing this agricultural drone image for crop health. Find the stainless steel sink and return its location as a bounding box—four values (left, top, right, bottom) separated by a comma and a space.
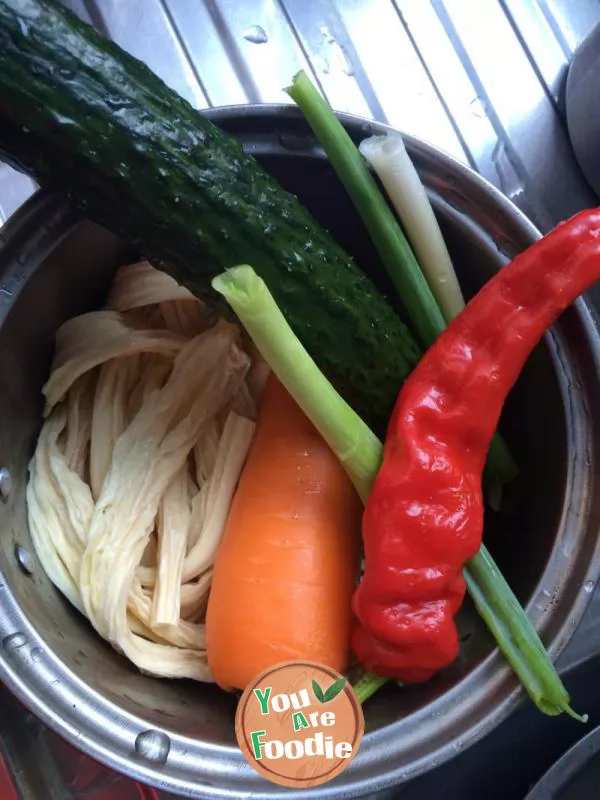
1, 0, 599, 230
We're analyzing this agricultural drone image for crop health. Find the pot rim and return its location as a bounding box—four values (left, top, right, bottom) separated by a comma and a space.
524, 721, 600, 799
1, 105, 600, 799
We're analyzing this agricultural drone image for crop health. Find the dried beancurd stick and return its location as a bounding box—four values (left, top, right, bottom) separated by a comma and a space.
152, 466, 191, 629
106, 260, 196, 310
27, 261, 259, 682
183, 414, 256, 581
180, 571, 213, 619
136, 413, 255, 589
89, 357, 138, 499
79, 327, 245, 641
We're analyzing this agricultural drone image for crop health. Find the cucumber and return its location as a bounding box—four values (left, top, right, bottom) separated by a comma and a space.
0, 0, 423, 431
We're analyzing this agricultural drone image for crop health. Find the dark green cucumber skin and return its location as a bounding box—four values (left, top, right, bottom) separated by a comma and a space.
0, 0, 422, 431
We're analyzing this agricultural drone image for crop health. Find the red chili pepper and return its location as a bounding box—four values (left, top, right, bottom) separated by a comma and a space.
352, 208, 600, 682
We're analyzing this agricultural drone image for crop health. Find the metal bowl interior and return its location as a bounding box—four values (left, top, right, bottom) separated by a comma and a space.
1, 107, 600, 799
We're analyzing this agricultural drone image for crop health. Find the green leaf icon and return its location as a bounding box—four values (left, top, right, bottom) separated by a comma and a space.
323, 677, 347, 702
312, 677, 347, 703
312, 679, 325, 703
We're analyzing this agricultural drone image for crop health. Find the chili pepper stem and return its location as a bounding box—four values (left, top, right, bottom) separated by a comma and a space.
352, 671, 389, 704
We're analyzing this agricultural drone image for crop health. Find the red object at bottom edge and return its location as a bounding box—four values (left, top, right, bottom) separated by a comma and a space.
0, 752, 18, 800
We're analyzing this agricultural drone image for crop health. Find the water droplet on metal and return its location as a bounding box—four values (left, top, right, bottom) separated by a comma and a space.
317, 24, 352, 75
15, 545, 34, 575
314, 54, 330, 74
242, 24, 268, 44
30, 647, 43, 663
0, 468, 12, 502
584, 580, 594, 594
319, 24, 336, 44
135, 730, 170, 764
491, 140, 525, 201
3, 632, 27, 650
470, 96, 488, 119
542, 589, 552, 598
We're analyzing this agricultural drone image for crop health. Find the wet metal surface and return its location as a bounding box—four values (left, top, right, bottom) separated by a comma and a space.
1, 0, 599, 230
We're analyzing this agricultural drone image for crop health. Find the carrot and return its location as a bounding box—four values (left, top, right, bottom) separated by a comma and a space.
206, 374, 362, 690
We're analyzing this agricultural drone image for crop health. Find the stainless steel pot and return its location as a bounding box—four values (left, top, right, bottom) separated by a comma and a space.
1, 106, 600, 799
525, 723, 600, 800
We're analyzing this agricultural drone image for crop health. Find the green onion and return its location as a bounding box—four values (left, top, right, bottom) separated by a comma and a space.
285, 70, 517, 493
213, 264, 584, 720
465, 552, 586, 721
359, 131, 464, 323
285, 70, 445, 348
212, 267, 379, 503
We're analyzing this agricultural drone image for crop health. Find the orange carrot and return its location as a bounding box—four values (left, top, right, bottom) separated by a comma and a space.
206, 374, 361, 690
